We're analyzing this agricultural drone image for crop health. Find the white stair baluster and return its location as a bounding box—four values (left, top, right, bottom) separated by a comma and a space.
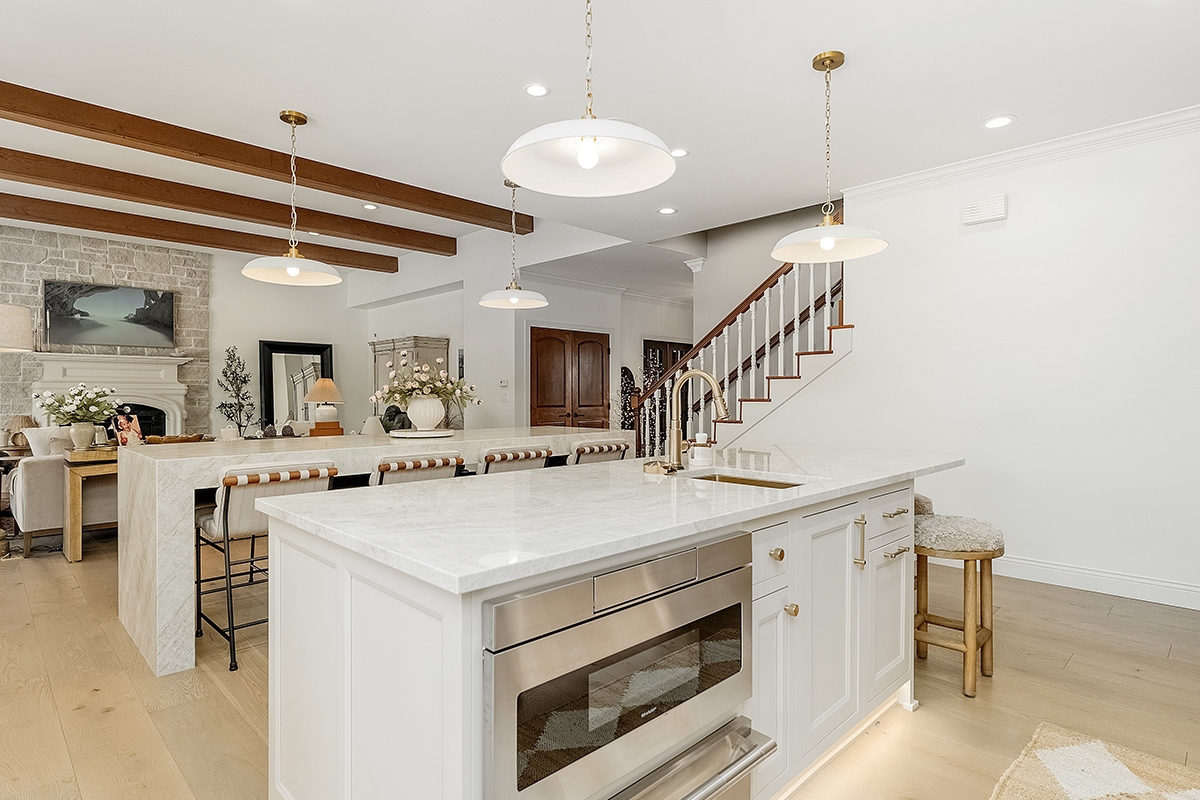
762, 283, 770, 379
735, 314, 743, 414
794, 266, 801, 373
778, 274, 786, 376
749, 300, 757, 398
825, 262, 832, 349
697, 351, 705, 429
808, 263, 816, 353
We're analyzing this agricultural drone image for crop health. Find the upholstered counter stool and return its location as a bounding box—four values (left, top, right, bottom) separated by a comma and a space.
913, 493, 1005, 697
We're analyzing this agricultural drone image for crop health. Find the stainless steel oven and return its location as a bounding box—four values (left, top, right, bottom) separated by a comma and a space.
484, 532, 774, 800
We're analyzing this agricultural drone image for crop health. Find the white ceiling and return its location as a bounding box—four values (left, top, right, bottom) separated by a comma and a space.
523, 243, 697, 302
3, 1, 1200, 275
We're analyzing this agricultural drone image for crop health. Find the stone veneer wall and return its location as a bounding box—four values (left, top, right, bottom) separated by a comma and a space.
0, 224, 210, 434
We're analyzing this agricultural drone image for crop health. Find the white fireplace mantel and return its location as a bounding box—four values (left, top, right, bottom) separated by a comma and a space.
31, 353, 192, 435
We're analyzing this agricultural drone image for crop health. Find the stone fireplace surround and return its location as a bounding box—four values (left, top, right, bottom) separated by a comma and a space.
30, 353, 191, 436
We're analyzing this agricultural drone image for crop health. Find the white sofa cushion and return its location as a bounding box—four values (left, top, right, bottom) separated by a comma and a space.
23, 427, 71, 457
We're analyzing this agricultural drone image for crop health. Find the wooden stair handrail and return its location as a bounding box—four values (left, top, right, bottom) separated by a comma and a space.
633, 261, 795, 409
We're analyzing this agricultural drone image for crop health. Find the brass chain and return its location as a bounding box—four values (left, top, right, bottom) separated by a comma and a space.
288, 122, 299, 249
583, 0, 595, 119
510, 183, 519, 284
822, 65, 834, 217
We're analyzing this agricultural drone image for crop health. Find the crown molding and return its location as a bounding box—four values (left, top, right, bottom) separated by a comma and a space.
520, 271, 626, 295
846, 104, 1200, 206
622, 291, 693, 308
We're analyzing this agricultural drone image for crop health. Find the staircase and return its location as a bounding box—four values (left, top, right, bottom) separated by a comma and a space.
632, 258, 852, 456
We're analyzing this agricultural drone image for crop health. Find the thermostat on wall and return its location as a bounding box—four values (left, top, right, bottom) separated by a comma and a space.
962, 193, 1008, 225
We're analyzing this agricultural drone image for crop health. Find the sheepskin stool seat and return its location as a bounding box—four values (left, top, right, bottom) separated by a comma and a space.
913, 493, 1005, 697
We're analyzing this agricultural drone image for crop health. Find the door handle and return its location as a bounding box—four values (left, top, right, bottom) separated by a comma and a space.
853, 515, 866, 570
884, 546, 910, 560
882, 508, 909, 519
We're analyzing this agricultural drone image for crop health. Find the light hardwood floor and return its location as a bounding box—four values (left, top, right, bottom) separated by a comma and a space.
2, 532, 1197, 799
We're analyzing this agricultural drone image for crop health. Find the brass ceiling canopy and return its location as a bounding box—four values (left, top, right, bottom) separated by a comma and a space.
812, 51, 845, 72
278, 110, 308, 126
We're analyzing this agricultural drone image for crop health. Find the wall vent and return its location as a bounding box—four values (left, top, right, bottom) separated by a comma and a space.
962, 193, 1008, 225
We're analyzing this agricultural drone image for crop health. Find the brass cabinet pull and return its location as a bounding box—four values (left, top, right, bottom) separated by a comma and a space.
784, 603, 799, 617
884, 546, 910, 560
853, 515, 867, 570
882, 508, 909, 519
768, 548, 785, 562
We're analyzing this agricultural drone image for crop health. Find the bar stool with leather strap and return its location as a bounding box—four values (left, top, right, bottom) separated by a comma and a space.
480, 448, 552, 474
913, 493, 1005, 697
570, 439, 630, 465
371, 452, 463, 485
195, 461, 337, 671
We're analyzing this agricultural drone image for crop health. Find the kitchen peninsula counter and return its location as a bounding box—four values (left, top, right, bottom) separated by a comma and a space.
257, 444, 963, 800
117, 426, 633, 676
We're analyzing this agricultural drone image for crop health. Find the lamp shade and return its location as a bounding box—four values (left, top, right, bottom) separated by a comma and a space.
478, 286, 549, 309
303, 378, 345, 404
502, 118, 676, 197
771, 223, 889, 264
5, 415, 36, 433
0, 305, 34, 352
242, 251, 342, 286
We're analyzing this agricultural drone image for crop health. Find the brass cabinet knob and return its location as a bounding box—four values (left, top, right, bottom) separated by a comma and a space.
784, 603, 799, 617
768, 548, 785, 562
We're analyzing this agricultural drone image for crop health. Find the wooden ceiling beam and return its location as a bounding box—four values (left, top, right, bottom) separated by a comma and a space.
0, 147, 456, 256
0, 193, 397, 273
0, 81, 534, 235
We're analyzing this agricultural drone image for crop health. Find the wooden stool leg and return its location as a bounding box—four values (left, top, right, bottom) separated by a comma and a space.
916, 553, 929, 659
962, 559, 978, 697
981, 557, 994, 677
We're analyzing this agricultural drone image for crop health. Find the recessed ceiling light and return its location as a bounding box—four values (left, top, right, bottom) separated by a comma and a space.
670, 148, 688, 158
362, 203, 378, 210
524, 83, 550, 97
658, 207, 677, 215
982, 115, 1017, 129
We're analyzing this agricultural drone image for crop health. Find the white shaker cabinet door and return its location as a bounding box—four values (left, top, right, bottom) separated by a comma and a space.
751, 581, 792, 798
861, 530, 914, 704
797, 501, 861, 755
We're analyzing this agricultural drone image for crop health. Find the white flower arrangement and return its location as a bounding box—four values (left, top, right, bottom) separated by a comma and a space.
35, 384, 124, 425
368, 351, 481, 410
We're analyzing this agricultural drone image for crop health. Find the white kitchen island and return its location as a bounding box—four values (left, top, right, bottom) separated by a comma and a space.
257, 445, 963, 800
116, 426, 632, 676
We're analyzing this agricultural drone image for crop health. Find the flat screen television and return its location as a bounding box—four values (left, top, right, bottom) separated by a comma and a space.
44, 280, 175, 348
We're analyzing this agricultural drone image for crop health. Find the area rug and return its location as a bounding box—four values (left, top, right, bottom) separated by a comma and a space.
992, 723, 1200, 800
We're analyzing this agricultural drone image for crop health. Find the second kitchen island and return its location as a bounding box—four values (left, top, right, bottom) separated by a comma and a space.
257, 444, 963, 800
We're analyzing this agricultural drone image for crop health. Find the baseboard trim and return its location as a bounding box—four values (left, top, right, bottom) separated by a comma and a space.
931, 554, 1200, 611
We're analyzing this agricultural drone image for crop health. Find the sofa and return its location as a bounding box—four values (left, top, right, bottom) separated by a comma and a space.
9, 427, 117, 556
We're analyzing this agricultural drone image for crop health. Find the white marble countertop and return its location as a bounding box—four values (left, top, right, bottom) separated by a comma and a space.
256, 443, 964, 595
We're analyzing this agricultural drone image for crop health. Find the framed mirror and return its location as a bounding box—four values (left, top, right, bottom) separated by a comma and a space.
259, 341, 334, 426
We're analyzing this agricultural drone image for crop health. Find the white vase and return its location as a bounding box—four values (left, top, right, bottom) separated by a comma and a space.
69, 422, 95, 450
406, 396, 445, 431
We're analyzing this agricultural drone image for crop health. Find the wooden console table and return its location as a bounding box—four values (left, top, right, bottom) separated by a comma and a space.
63, 448, 118, 562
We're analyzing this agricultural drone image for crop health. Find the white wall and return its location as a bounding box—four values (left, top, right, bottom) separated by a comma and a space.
367, 285, 465, 377
620, 294, 695, 379
208, 253, 372, 433
730, 108, 1200, 609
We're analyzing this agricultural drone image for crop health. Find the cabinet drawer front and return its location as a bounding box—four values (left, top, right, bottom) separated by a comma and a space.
867, 487, 912, 539
752, 522, 788, 585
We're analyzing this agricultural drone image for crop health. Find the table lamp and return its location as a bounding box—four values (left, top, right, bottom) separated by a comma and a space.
304, 378, 345, 437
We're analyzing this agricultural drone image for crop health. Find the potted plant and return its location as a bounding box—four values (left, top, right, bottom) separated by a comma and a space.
34, 384, 123, 449
369, 351, 480, 431
216, 346, 257, 437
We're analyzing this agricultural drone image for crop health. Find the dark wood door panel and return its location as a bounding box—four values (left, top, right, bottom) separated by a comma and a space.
531, 327, 609, 429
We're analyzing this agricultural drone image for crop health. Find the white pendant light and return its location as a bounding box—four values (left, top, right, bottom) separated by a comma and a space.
242, 111, 342, 286
479, 181, 548, 310
772, 52, 888, 264
501, 0, 675, 197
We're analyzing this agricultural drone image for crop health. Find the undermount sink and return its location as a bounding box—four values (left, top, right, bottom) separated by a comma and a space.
690, 474, 802, 489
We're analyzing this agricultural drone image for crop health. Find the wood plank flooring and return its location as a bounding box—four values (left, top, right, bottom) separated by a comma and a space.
2, 533, 1198, 799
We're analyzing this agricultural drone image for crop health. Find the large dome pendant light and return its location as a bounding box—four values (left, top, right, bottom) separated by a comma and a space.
771, 52, 888, 263
479, 181, 549, 309
501, 0, 675, 197
242, 111, 342, 286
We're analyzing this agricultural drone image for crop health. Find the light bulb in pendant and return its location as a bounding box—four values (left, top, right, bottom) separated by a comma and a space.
820, 237, 835, 251
286, 265, 301, 277
577, 138, 599, 169
509, 296, 520, 304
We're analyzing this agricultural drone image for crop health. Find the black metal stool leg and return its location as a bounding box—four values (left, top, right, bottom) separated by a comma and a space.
195, 526, 204, 638
222, 511, 238, 671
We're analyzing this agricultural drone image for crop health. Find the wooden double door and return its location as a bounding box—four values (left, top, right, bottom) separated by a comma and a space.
530, 327, 610, 428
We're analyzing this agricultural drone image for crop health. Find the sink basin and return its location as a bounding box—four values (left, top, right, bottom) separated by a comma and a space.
690, 474, 801, 489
